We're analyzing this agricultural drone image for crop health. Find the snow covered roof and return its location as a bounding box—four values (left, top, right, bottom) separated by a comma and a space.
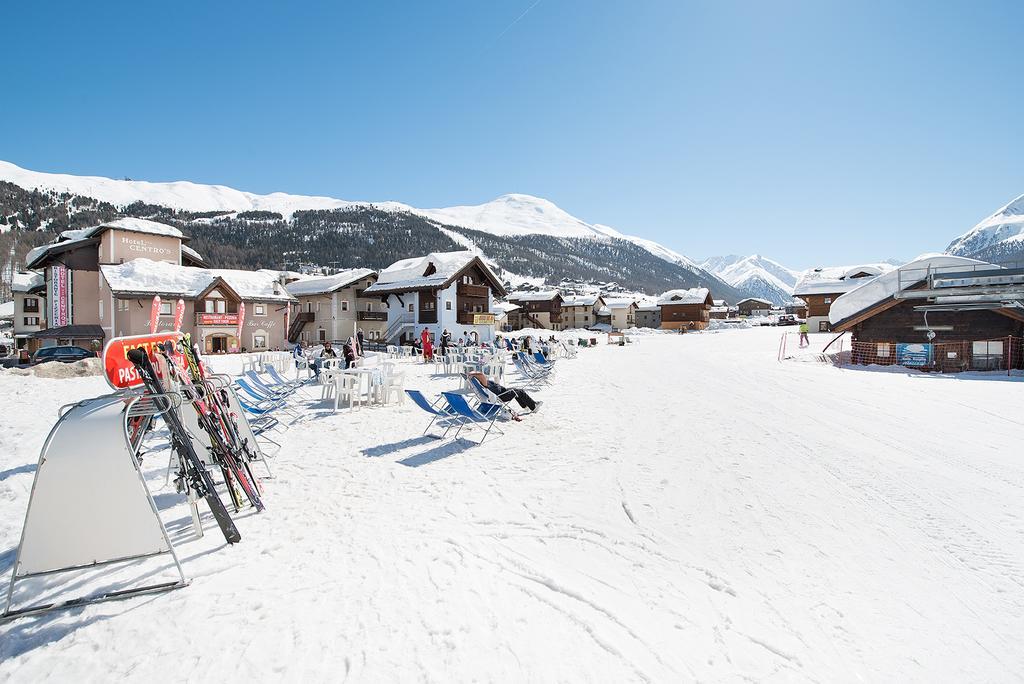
636, 304, 660, 312
508, 290, 561, 302
712, 299, 725, 306
284, 268, 375, 297
101, 258, 295, 302
26, 217, 186, 268
597, 306, 611, 315
0, 301, 13, 320
181, 244, 204, 263
657, 288, 711, 306
735, 297, 773, 307
26, 236, 96, 268
829, 255, 991, 327
561, 294, 602, 307
92, 217, 184, 239
604, 299, 636, 310
364, 251, 504, 295
793, 263, 894, 296
11, 271, 44, 293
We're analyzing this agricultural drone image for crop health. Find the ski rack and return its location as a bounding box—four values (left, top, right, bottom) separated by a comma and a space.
2, 391, 189, 621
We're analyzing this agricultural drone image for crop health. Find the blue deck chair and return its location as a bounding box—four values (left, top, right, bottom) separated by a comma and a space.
533, 351, 555, 368
235, 379, 296, 417
267, 365, 308, 389
406, 389, 462, 439
511, 357, 549, 388
245, 370, 292, 398
441, 391, 508, 445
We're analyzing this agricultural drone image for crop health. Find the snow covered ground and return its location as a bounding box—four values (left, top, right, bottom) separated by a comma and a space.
1, 328, 1023, 681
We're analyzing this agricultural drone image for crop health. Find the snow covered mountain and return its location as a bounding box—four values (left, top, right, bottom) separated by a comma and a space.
945, 193, 1024, 263
0, 160, 712, 278
700, 254, 799, 305
0, 160, 743, 298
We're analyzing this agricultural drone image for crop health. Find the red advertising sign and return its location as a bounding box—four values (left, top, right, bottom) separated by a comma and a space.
173, 299, 186, 332
149, 295, 161, 334
236, 302, 245, 341
197, 313, 238, 326
102, 332, 183, 390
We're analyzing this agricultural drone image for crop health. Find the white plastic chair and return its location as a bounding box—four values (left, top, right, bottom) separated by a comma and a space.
333, 373, 361, 412
381, 371, 405, 405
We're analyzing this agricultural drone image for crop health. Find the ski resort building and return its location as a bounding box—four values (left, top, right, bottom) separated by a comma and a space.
506, 290, 565, 331
735, 298, 773, 317
829, 255, 1024, 372
99, 260, 295, 353
24, 218, 294, 352
560, 294, 605, 329
363, 251, 506, 344
284, 269, 388, 344
658, 288, 713, 331
793, 264, 893, 332
635, 303, 661, 329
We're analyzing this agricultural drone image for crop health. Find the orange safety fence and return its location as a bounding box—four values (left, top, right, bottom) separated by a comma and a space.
849, 336, 1024, 374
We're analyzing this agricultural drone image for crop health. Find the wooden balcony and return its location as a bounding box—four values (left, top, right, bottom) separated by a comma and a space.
357, 311, 387, 321
295, 311, 315, 323
457, 283, 489, 298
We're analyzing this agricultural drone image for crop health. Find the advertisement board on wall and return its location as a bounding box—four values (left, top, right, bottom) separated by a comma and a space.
49, 265, 72, 327
896, 343, 932, 367
473, 313, 496, 325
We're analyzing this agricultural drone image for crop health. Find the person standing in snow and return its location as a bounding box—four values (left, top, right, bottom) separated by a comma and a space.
798, 321, 810, 348
421, 328, 433, 362
356, 329, 365, 356
440, 328, 452, 357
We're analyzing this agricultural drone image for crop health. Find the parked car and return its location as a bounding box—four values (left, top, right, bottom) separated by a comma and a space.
776, 314, 799, 326
31, 346, 95, 365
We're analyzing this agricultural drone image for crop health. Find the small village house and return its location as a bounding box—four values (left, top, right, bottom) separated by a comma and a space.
284, 269, 388, 345
793, 264, 893, 332
506, 290, 564, 330
364, 251, 506, 344
604, 299, 637, 331
735, 298, 773, 317
9, 271, 46, 352
635, 303, 661, 329
560, 294, 605, 329
658, 288, 713, 331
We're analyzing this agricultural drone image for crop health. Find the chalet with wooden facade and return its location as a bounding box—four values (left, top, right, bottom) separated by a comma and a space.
560, 294, 605, 329
735, 298, 773, 317
829, 255, 1024, 372
284, 268, 387, 344
793, 264, 893, 332
658, 288, 713, 331
26, 217, 293, 352
364, 251, 506, 344
506, 290, 564, 331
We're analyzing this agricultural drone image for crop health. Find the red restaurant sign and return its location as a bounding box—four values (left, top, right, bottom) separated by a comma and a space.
102, 332, 183, 390
197, 313, 238, 326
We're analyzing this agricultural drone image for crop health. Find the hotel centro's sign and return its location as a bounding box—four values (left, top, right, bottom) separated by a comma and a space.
473, 313, 496, 325
119, 235, 175, 260
197, 313, 239, 326
49, 265, 72, 326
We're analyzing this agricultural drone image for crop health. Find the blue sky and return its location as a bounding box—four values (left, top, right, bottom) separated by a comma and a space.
2, 0, 1022, 269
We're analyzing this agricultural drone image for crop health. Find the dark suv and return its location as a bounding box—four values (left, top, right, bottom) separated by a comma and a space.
31, 346, 95, 365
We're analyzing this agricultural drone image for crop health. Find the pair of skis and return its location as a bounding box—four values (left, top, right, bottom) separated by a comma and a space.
168, 338, 265, 513
128, 348, 242, 544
